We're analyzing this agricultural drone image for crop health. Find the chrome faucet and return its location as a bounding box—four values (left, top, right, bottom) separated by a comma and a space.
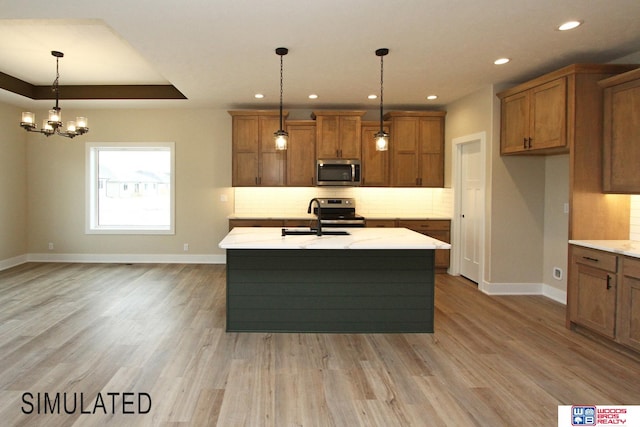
307, 198, 323, 236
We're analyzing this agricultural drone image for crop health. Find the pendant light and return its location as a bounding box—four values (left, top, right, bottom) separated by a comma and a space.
20, 51, 89, 138
374, 48, 389, 151
274, 47, 289, 150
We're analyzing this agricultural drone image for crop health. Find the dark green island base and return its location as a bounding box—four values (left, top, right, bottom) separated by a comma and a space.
226, 249, 435, 333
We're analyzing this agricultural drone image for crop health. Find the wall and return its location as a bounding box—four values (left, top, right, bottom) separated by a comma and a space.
444, 84, 546, 291
543, 154, 569, 293
25, 108, 233, 261
0, 102, 28, 267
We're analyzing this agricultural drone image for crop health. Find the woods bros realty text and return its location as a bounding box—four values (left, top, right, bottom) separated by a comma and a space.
21, 392, 152, 415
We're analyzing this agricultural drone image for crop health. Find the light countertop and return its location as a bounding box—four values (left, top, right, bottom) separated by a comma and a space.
219, 227, 452, 250
569, 240, 640, 259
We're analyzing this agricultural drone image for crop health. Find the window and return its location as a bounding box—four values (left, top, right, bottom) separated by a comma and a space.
86, 142, 175, 234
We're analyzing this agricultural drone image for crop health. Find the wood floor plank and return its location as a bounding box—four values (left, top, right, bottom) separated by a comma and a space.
1, 262, 639, 426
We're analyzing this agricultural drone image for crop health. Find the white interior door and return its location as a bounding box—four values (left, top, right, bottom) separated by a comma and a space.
460, 141, 481, 282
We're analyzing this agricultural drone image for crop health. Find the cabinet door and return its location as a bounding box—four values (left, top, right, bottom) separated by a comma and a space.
391, 117, 420, 186
529, 77, 567, 151
619, 257, 640, 351
316, 115, 340, 158
419, 117, 444, 187
603, 78, 640, 192
287, 124, 316, 186
259, 116, 286, 186
501, 91, 530, 154
232, 115, 260, 186
572, 262, 617, 339
361, 124, 389, 186
339, 116, 362, 158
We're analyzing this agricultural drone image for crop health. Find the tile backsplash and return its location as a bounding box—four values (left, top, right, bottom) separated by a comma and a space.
234, 190, 640, 239
631, 195, 640, 241
234, 187, 454, 218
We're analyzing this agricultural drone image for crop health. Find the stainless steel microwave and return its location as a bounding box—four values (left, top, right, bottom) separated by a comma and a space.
316, 159, 361, 186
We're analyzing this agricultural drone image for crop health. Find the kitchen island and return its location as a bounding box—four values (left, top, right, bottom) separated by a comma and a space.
219, 227, 451, 333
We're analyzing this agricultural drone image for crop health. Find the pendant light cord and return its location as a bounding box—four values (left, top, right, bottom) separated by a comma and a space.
279, 53, 284, 130
53, 56, 61, 110
379, 53, 384, 133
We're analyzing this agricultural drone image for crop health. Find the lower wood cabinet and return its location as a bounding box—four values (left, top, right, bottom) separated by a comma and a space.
365, 219, 450, 272
228, 219, 284, 231
619, 257, 640, 352
568, 244, 640, 353
568, 246, 617, 339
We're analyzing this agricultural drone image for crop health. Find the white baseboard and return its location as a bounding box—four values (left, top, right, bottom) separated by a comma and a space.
479, 280, 566, 305
0, 254, 29, 272
2, 253, 226, 266
542, 284, 567, 305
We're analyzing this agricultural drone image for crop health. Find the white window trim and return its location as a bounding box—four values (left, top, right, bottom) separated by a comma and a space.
85, 142, 176, 235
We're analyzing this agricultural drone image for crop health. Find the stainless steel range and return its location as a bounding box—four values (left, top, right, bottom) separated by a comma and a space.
310, 198, 365, 227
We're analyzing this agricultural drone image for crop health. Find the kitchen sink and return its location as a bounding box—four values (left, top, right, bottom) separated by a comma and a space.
281, 228, 350, 236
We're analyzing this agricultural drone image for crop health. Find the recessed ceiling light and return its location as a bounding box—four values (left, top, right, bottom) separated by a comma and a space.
426, 95, 438, 100
558, 20, 582, 31
494, 58, 510, 65
308, 94, 318, 99
368, 94, 378, 100
254, 93, 264, 99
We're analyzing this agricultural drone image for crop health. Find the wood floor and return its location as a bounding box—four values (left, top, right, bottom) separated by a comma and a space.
0, 263, 639, 426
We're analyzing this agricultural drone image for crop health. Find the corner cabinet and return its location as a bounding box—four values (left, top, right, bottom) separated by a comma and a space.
312, 111, 365, 159
229, 110, 288, 186
600, 67, 640, 193
497, 64, 637, 156
384, 111, 446, 187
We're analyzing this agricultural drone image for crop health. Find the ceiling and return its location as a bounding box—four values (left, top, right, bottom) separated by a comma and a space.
1, 0, 639, 111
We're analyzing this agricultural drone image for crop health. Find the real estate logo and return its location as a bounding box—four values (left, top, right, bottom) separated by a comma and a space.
571, 405, 596, 426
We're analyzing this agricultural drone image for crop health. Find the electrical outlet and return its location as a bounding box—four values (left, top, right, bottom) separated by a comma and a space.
48, 242, 54, 250
183, 243, 189, 252
553, 267, 563, 280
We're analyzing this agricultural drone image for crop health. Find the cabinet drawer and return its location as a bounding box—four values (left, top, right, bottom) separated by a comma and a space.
572, 246, 617, 273
622, 256, 640, 278
397, 220, 450, 231
366, 219, 397, 228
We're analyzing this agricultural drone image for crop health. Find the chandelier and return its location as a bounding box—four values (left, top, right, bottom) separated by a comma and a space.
20, 51, 89, 138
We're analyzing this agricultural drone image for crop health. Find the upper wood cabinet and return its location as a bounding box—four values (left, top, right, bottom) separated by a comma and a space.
312, 111, 365, 159
286, 120, 316, 187
361, 121, 390, 186
384, 111, 446, 187
230, 110, 288, 186
500, 77, 567, 154
600, 68, 640, 193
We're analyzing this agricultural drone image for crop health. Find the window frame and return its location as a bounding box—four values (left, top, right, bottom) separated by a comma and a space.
85, 142, 176, 235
